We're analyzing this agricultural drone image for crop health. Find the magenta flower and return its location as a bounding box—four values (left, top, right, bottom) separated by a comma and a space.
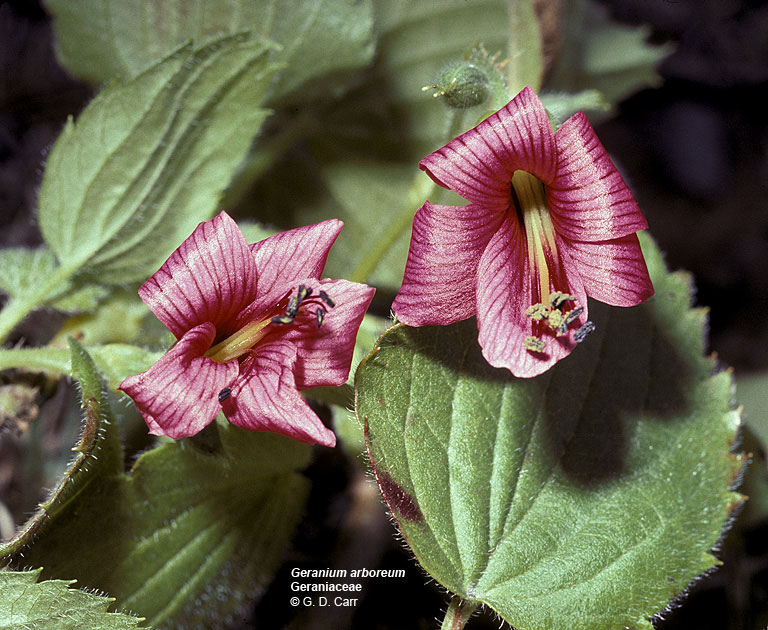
119, 211, 375, 447
392, 86, 654, 377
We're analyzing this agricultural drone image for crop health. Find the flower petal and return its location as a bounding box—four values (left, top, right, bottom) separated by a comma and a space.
223, 340, 336, 447
475, 217, 586, 378
275, 278, 375, 389
392, 201, 503, 326
565, 234, 655, 306
118, 323, 238, 438
138, 211, 259, 339
248, 220, 343, 307
419, 86, 557, 205
548, 111, 648, 242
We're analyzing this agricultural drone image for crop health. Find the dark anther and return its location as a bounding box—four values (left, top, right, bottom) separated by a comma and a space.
297, 285, 312, 301
218, 387, 231, 403
271, 314, 294, 325
316, 307, 326, 327
319, 291, 335, 308
564, 306, 584, 326
286, 296, 300, 318
575, 320, 595, 343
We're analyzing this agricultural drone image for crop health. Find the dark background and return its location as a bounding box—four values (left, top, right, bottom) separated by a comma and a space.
1, 0, 767, 628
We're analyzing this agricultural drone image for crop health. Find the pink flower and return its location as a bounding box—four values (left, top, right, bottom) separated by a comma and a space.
392, 86, 654, 377
119, 211, 375, 447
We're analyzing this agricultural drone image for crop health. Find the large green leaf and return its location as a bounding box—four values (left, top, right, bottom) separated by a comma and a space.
38, 34, 278, 284
546, 0, 671, 107
44, 0, 374, 104
0, 569, 146, 630
1, 340, 311, 629
356, 233, 744, 630
0, 247, 109, 314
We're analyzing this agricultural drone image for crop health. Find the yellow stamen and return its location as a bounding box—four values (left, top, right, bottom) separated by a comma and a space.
512, 170, 559, 307
205, 318, 272, 363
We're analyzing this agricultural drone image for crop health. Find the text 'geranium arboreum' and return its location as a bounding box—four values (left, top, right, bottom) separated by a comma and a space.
119, 212, 375, 447
392, 86, 654, 377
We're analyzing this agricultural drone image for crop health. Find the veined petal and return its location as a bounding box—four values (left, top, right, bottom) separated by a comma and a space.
419, 86, 557, 205
248, 220, 343, 309
223, 340, 336, 447
548, 112, 648, 242
393, 201, 503, 326
138, 211, 259, 339
476, 217, 586, 377
118, 323, 238, 438
565, 234, 655, 306
276, 278, 375, 389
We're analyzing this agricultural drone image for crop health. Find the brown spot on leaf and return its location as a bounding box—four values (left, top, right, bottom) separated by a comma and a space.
377, 469, 423, 524
364, 419, 423, 524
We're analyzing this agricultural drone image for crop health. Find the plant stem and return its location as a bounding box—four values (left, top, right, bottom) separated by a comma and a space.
440, 596, 479, 630
348, 171, 435, 285
0, 347, 71, 373
348, 109, 470, 286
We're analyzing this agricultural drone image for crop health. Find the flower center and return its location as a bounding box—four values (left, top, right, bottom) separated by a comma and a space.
511, 171, 593, 353
204, 284, 335, 364
511, 170, 560, 307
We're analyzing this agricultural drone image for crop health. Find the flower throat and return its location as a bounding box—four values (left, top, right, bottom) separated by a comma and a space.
511, 170, 594, 352
205, 284, 335, 364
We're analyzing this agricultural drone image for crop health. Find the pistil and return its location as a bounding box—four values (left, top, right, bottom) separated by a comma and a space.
205, 318, 272, 364
512, 170, 559, 307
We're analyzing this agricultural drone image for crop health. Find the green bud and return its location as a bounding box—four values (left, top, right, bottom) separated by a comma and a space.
425, 62, 491, 109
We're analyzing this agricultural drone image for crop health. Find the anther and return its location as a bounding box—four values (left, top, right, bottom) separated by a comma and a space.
218, 387, 231, 403
575, 321, 595, 343
285, 296, 300, 318
523, 336, 547, 353
550, 292, 576, 309
316, 307, 326, 327
319, 290, 335, 308
563, 306, 584, 326
271, 314, 294, 325
547, 309, 567, 335
297, 285, 312, 301
525, 303, 551, 320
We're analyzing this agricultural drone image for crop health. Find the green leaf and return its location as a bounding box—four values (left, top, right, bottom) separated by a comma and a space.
49, 289, 151, 348
44, 0, 374, 104
0, 344, 162, 391
1, 340, 311, 629
38, 34, 279, 284
0, 569, 145, 630
0, 247, 110, 313
736, 371, 768, 449
546, 0, 672, 108
249, 0, 539, 292
356, 233, 744, 630
330, 0, 514, 161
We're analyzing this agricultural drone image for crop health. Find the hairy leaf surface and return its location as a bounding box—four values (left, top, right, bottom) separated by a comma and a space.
357, 233, 744, 630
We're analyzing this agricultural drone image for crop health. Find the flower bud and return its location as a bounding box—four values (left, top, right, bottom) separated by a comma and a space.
426, 62, 491, 109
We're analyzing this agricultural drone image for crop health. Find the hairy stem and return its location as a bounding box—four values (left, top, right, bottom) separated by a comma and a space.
440, 596, 479, 630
